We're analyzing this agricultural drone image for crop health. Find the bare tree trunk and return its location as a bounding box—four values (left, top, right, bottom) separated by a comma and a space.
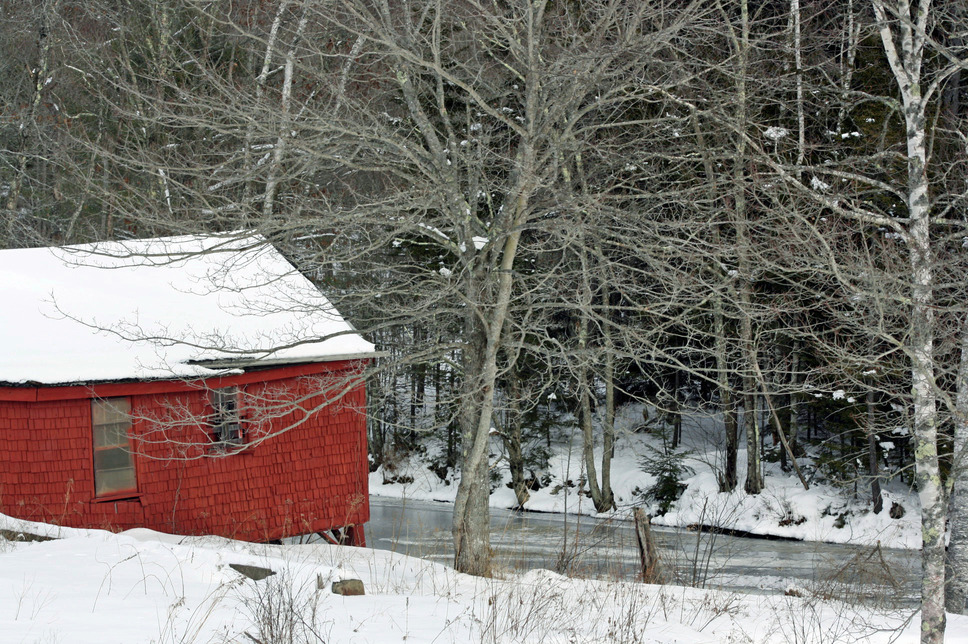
689, 95, 739, 493
242, 0, 289, 211
579, 365, 604, 507
634, 508, 663, 583
743, 391, 763, 494
670, 370, 682, 449
788, 342, 801, 458
714, 252, 738, 492
789, 0, 806, 169
504, 369, 529, 509
263, 6, 308, 220
948, 320, 968, 614
868, 388, 884, 514
454, 305, 493, 576
575, 235, 611, 512
776, 346, 788, 473
941, 14, 968, 616
726, 0, 763, 496
836, 0, 862, 136
908, 184, 945, 644
576, 236, 602, 505
737, 183, 762, 496
453, 197, 527, 576
753, 358, 809, 490
872, 2, 946, 640
722, 383, 739, 491
600, 319, 616, 512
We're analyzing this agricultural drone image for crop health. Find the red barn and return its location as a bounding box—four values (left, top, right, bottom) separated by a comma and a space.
0, 233, 374, 545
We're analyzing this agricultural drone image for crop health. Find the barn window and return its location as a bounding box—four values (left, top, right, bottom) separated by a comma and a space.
92, 397, 137, 497
211, 387, 243, 446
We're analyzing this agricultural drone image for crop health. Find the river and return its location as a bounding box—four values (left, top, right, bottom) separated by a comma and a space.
364, 495, 921, 606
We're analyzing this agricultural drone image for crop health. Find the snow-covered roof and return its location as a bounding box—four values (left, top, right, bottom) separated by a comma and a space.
0, 232, 375, 385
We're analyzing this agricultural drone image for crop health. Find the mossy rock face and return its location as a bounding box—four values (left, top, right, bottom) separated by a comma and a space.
331, 579, 365, 596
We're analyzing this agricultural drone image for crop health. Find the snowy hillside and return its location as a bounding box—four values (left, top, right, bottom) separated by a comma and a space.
370, 403, 923, 551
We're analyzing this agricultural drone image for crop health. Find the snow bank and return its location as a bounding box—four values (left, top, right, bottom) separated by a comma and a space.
0, 513, 957, 643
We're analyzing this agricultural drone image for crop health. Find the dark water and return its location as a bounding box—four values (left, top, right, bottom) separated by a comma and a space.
364, 495, 921, 605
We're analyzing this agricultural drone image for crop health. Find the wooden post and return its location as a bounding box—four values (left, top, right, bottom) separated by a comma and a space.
634, 508, 663, 583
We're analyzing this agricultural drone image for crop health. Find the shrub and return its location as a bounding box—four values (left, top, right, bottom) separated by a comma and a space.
639, 443, 693, 516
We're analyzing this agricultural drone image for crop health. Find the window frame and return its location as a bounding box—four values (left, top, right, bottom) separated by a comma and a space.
210, 386, 244, 447
91, 397, 138, 499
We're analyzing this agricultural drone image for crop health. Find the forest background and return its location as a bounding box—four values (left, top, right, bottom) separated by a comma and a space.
1, 1, 966, 642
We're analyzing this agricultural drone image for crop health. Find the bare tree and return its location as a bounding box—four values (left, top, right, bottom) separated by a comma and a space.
0, 0, 97, 247
40, 3, 968, 619
62, 0, 706, 576
951, 318, 968, 614
737, 0, 968, 637
856, 2, 961, 639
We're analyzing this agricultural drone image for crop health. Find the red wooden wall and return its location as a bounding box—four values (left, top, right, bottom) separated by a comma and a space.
0, 361, 369, 542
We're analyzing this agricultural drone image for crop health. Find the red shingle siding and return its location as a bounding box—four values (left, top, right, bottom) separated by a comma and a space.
0, 361, 369, 542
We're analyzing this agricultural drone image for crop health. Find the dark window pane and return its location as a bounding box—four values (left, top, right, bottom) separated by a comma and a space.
95, 447, 133, 471
210, 387, 243, 444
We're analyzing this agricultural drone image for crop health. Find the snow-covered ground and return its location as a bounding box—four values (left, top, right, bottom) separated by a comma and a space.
0, 402, 948, 642
370, 403, 922, 550
0, 515, 963, 643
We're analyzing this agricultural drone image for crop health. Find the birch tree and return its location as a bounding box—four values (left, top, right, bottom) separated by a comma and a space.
870, 2, 956, 638
757, 0, 967, 637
